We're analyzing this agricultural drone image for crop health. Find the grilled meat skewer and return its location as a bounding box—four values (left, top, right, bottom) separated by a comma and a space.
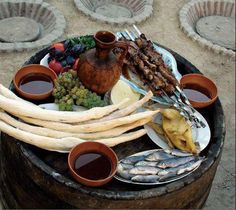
114, 34, 179, 96
136, 38, 179, 87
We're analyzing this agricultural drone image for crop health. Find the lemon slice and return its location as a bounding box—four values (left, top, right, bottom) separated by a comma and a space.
111, 80, 140, 109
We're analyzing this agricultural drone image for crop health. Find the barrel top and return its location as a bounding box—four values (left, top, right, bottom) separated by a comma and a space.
3, 43, 226, 200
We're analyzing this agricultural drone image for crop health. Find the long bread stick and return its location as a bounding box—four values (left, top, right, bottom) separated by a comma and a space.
0, 84, 38, 107
0, 120, 147, 152
0, 120, 83, 152
63, 129, 147, 147
87, 91, 153, 123
20, 110, 158, 133
0, 110, 150, 139
0, 94, 128, 123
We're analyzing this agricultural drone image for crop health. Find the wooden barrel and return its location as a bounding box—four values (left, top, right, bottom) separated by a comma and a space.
0, 45, 225, 209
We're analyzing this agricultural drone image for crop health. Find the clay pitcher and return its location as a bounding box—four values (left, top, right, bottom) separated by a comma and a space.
77, 31, 128, 94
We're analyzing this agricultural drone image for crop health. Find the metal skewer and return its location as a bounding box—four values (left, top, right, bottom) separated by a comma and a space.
125, 29, 135, 41
175, 86, 195, 112
133, 25, 142, 36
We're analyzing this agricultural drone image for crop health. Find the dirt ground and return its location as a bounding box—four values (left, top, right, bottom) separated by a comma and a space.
0, 0, 235, 209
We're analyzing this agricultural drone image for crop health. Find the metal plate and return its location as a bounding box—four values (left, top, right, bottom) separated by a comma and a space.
114, 149, 201, 185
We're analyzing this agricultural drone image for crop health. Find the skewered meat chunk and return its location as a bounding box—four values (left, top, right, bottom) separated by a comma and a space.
135, 38, 144, 48
135, 37, 149, 48
153, 75, 165, 88
143, 60, 156, 70
143, 48, 163, 64
165, 84, 175, 93
138, 51, 149, 61
138, 60, 145, 70
128, 46, 138, 56
159, 65, 179, 87
140, 33, 147, 40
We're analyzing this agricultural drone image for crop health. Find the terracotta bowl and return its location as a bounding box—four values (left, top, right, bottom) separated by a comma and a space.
180, 73, 218, 108
68, 142, 118, 187
13, 64, 57, 101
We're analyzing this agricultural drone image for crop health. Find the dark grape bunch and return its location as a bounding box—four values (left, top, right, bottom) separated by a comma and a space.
53, 70, 106, 111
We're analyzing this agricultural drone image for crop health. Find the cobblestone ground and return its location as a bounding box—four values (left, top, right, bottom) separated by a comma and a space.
0, 0, 235, 209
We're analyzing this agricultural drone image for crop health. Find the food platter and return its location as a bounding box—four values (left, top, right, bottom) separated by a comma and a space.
144, 110, 211, 151
114, 149, 203, 185
0, 28, 217, 192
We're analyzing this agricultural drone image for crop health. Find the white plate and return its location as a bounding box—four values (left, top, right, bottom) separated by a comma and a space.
144, 110, 211, 151
40, 53, 49, 67
39, 103, 88, 112
114, 149, 201, 185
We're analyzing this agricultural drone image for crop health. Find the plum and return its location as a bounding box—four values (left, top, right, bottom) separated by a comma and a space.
70, 44, 83, 56
66, 56, 76, 65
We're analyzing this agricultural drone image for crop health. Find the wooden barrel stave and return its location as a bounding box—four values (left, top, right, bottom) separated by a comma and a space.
0, 136, 73, 209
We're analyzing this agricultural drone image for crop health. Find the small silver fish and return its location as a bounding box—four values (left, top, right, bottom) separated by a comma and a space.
158, 162, 192, 181
159, 172, 177, 181
158, 159, 203, 181
117, 165, 134, 180
157, 156, 195, 169
129, 166, 160, 175
145, 151, 174, 162
120, 163, 134, 170
121, 155, 145, 164
177, 159, 203, 175
164, 149, 193, 157
158, 167, 177, 176
135, 161, 157, 167
131, 175, 160, 183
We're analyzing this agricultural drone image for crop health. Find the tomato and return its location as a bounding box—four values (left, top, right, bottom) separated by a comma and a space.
72, 58, 80, 70
48, 59, 63, 75
51, 43, 65, 52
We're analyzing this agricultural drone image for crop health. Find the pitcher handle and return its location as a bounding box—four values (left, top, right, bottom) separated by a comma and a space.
114, 41, 128, 63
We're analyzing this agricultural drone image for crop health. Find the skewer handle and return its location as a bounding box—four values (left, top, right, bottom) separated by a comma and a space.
133, 25, 142, 36
125, 29, 135, 41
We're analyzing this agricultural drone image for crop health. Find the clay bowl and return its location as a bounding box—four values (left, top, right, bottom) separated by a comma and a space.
68, 142, 118, 187
180, 73, 218, 108
13, 64, 57, 101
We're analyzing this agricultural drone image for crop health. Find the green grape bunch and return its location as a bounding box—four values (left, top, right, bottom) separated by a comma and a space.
52, 70, 107, 111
